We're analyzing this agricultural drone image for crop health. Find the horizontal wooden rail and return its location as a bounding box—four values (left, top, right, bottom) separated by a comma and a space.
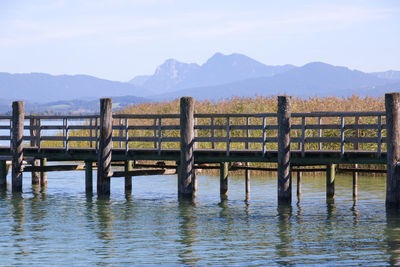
0, 111, 386, 158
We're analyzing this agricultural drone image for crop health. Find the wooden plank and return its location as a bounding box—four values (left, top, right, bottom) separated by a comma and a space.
338, 167, 386, 173
112, 168, 176, 177
292, 111, 385, 117
22, 164, 86, 172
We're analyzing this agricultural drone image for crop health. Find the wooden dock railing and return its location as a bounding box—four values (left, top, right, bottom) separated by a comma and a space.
0, 111, 387, 156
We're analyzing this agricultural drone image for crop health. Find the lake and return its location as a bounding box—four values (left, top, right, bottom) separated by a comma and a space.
0, 170, 399, 266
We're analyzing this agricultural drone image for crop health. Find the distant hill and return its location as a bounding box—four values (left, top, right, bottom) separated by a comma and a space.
131, 53, 296, 94
1, 52, 399, 113
0, 95, 149, 115
153, 62, 394, 100
0, 72, 153, 103
371, 70, 400, 80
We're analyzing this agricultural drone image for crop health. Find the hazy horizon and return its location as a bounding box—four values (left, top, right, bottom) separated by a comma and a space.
0, 0, 399, 81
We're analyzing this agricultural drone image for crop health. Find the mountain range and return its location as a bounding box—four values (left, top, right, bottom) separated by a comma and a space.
0, 52, 399, 113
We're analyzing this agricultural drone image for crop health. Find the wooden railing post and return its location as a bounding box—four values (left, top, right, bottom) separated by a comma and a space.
97, 98, 113, 197
30, 118, 40, 185
353, 116, 359, 198
178, 97, 196, 199
12, 101, 24, 192
277, 96, 291, 204
385, 93, 400, 208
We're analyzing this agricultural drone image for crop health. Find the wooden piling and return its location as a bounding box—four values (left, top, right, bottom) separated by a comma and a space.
178, 97, 196, 198
125, 160, 133, 194
353, 164, 358, 198
97, 98, 113, 196
297, 171, 302, 198
277, 96, 291, 204
245, 162, 250, 196
85, 161, 93, 194
0, 161, 7, 189
12, 101, 24, 193
40, 158, 47, 187
30, 118, 41, 184
220, 162, 229, 196
385, 93, 400, 208
326, 164, 336, 199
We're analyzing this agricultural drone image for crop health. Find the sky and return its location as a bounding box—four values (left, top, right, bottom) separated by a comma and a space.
0, 0, 399, 81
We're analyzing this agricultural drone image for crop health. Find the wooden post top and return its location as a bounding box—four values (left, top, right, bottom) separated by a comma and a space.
180, 97, 194, 105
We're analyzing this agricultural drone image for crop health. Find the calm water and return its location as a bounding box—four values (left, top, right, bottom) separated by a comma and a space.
0, 170, 399, 266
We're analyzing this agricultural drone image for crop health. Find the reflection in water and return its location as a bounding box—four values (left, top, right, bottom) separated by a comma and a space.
95, 198, 114, 242
94, 197, 115, 264
326, 198, 336, 221
0, 174, 395, 265
177, 199, 199, 265
10, 193, 27, 258
351, 198, 360, 227
275, 203, 293, 265
386, 210, 400, 266
11, 194, 25, 235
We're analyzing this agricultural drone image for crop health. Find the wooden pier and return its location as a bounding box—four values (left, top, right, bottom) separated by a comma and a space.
0, 93, 399, 208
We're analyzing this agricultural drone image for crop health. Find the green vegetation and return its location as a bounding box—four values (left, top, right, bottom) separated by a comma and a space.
43, 95, 385, 151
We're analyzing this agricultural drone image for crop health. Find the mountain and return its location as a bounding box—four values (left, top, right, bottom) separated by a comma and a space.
132, 53, 296, 94
140, 59, 200, 94
0, 72, 153, 103
154, 62, 394, 100
371, 70, 400, 81
128, 75, 151, 86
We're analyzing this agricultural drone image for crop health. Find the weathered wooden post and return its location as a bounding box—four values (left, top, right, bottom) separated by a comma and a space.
385, 93, 400, 208
326, 164, 336, 199
97, 98, 113, 197
85, 161, 93, 194
245, 162, 250, 196
277, 96, 291, 204
0, 161, 7, 189
125, 160, 133, 194
220, 162, 229, 196
353, 116, 359, 198
297, 171, 302, 198
12, 101, 24, 193
40, 157, 47, 188
30, 118, 40, 185
178, 97, 196, 198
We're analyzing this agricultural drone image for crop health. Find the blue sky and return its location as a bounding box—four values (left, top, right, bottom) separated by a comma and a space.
0, 0, 399, 81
